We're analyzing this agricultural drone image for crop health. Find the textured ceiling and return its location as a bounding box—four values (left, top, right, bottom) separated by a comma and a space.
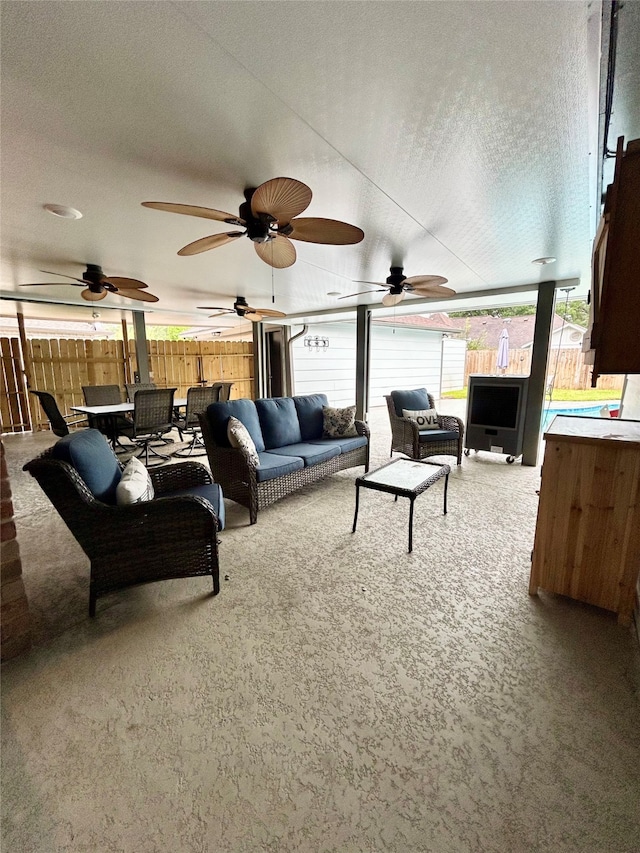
1, 1, 600, 327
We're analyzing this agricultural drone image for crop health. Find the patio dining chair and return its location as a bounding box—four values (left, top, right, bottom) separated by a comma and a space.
131, 388, 177, 466
173, 385, 224, 457
29, 390, 86, 437
125, 381, 157, 402
82, 384, 133, 451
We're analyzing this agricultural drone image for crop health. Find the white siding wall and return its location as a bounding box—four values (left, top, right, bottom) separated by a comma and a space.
291, 322, 467, 405
369, 325, 442, 405
291, 323, 356, 407
441, 338, 467, 393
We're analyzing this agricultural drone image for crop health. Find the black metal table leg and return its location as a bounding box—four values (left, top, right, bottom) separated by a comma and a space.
443, 473, 449, 515
352, 483, 360, 533
408, 497, 415, 553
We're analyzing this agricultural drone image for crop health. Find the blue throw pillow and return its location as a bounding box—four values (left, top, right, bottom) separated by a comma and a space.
52, 429, 121, 504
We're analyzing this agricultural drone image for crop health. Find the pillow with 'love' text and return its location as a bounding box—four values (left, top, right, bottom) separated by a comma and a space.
402, 408, 439, 430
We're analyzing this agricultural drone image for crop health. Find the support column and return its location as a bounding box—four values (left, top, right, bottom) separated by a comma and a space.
132, 311, 150, 384
355, 306, 371, 422
252, 321, 266, 399
522, 280, 556, 466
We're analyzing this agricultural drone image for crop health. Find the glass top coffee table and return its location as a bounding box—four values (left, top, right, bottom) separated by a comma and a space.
352, 458, 450, 552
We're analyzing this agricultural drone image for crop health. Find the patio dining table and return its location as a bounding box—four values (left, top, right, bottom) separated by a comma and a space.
70, 399, 188, 449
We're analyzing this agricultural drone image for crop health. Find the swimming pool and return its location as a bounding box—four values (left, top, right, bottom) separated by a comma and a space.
541, 402, 621, 431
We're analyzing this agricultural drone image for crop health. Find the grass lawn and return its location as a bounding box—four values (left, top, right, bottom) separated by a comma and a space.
442, 388, 620, 402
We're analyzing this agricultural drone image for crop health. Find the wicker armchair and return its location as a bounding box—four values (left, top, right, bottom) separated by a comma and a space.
23, 430, 224, 617
386, 389, 464, 465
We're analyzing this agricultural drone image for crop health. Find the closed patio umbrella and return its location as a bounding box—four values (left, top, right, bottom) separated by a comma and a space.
497, 327, 510, 372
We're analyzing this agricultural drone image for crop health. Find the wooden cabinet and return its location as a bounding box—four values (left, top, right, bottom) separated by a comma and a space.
529, 415, 640, 625
582, 137, 640, 385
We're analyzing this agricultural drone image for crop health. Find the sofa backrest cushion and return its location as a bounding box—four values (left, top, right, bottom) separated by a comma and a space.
206, 399, 265, 452
255, 397, 302, 450
293, 394, 329, 441
52, 429, 122, 504
390, 388, 433, 417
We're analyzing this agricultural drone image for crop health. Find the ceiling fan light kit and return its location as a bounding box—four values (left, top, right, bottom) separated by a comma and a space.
142, 176, 364, 269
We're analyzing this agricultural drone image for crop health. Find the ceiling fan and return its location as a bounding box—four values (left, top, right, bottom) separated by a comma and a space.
339, 266, 455, 306
198, 296, 287, 324
18, 264, 159, 302
142, 177, 364, 269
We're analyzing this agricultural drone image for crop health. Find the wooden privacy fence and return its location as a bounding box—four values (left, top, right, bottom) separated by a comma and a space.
465, 348, 624, 392
1, 337, 254, 433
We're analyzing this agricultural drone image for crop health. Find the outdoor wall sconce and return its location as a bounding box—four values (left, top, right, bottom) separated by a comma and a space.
304, 336, 330, 351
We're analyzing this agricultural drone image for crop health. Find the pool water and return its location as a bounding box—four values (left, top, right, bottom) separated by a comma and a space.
541, 402, 620, 431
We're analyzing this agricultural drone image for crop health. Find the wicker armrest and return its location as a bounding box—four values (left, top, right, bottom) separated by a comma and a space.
355, 419, 370, 438
150, 461, 213, 494
437, 414, 464, 435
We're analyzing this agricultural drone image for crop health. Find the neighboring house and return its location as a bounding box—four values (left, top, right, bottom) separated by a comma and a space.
0, 317, 117, 340
291, 315, 467, 407
456, 314, 586, 349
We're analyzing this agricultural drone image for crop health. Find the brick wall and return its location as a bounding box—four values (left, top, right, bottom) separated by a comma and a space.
1, 441, 31, 660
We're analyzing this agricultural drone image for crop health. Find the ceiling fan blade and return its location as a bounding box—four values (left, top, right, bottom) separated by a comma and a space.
178, 231, 244, 256
404, 275, 449, 288
116, 289, 159, 303
338, 288, 385, 300
141, 202, 245, 226
287, 217, 364, 245
104, 277, 148, 289
354, 280, 387, 287
250, 178, 312, 223
39, 269, 88, 283
19, 282, 84, 288
81, 288, 108, 302
382, 291, 406, 307
244, 311, 264, 323
246, 307, 287, 318
254, 235, 296, 268
408, 284, 457, 298
198, 306, 233, 311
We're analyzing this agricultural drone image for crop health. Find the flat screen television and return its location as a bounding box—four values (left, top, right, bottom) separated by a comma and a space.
465, 375, 529, 458
469, 384, 521, 430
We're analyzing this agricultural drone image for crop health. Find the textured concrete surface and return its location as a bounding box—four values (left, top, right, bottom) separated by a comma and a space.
2, 404, 639, 852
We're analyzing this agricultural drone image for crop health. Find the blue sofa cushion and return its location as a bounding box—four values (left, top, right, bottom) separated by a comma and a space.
309, 435, 368, 454
162, 483, 225, 530
255, 398, 302, 450
255, 451, 304, 482
419, 429, 459, 443
270, 441, 341, 467
206, 400, 265, 452
293, 394, 329, 441
390, 388, 432, 417
52, 429, 121, 504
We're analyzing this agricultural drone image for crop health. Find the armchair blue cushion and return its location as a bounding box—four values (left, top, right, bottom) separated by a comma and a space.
206, 399, 265, 452
255, 397, 302, 449
52, 429, 121, 504
162, 483, 226, 530
390, 388, 432, 417
293, 394, 329, 441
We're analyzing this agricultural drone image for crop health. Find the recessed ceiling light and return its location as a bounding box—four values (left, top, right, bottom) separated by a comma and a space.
327, 291, 341, 296
531, 256, 556, 265
43, 203, 83, 220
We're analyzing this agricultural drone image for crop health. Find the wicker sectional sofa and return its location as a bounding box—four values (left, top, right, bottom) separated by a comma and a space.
199, 394, 370, 523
